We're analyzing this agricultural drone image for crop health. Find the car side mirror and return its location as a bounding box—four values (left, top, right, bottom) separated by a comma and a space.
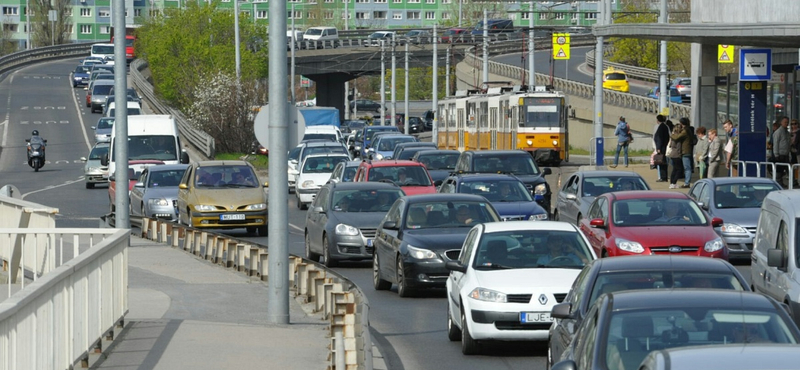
697, 201, 708, 210
382, 221, 398, 230
768, 248, 786, 270
263, 182, 269, 187
180, 151, 190, 164
80, 157, 87, 162
91, 126, 96, 130
434, 180, 443, 187
445, 261, 467, 273
551, 360, 578, 370
542, 167, 552, 175
25, 139, 30, 143
108, 175, 115, 181
179, 183, 188, 190
312, 206, 324, 213
134, 181, 144, 188
590, 218, 606, 228
566, 193, 577, 200
551, 302, 572, 319
43, 139, 47, 143
711, 217, 723, 228
100, 154, 109, 166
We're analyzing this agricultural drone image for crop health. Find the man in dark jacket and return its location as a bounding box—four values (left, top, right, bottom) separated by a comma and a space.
653, 114, 670, 182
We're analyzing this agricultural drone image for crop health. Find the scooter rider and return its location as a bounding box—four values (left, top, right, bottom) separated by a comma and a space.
27, 129, 46, 162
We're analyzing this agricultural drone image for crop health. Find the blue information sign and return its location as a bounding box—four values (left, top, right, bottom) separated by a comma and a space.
739, 49, 771, 81
737, 81, 767, 176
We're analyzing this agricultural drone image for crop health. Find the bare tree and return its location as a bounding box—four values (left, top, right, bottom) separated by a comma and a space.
0, 18, 18, 55
30, 0, 72, 46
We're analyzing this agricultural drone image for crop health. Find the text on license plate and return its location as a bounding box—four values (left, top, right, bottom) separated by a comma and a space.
520, 312, 552, 323
220, 214, 246, 221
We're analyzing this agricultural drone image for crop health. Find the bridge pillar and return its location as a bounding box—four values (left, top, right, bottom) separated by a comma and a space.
691, 44, 720, 132
306, 72, 355, 122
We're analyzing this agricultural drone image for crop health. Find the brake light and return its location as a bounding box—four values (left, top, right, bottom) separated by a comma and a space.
675, 84, 685, 89
775, 104, 784, 109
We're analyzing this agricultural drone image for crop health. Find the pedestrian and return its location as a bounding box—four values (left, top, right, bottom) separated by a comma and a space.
723, 119, 738, 177
667, 119, 684, 181
653, 114, 671, 182
695, 126, 709, 179
768, 121, 780, 162
773, 116, 791, 185
669, 120, 692, 188
611, 116, 630, 168
707, 129, 724, 178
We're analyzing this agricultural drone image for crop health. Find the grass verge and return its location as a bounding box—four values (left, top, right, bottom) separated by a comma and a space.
215, 153, 269, 170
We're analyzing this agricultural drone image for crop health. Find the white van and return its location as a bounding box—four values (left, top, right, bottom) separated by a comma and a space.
302, 125, 343, 143
303, 27, 339, 48
103, 115, 190, 183
105, 101, 142, 117
751, 190, 800, 321
91, 43, 115, 60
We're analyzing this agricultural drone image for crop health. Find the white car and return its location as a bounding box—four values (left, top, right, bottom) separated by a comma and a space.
295, 153, 349, 210
445, 221, 596, 355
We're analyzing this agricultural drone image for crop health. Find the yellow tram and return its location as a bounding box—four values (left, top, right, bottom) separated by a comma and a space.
436, 86, 569, 166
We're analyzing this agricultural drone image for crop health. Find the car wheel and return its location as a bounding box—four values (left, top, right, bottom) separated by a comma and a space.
373, 253, 391, 290
86, 182, 94, 189
322, 235, 338, 267
246, 227, 258, 236
552, 210, 559, 221
296, 195, 301, 209
396, 258, 414, 297
461, 309, 479, 355
447, 304, 462, 341
305, 233, 320, 262
576, 213, 582, 225
257, 225, 268, 236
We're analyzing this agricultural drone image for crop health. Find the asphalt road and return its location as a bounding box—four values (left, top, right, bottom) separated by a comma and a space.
1, 59, 753, 370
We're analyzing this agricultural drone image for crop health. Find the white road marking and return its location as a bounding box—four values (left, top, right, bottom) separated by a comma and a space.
1, 74, 12, 148
21, 178, 85, 199
70, 76, 92, 151
289, 223, 304, 232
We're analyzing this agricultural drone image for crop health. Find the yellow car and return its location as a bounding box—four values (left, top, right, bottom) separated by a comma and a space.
177, 160, 269, 236
603, 67, 630, 93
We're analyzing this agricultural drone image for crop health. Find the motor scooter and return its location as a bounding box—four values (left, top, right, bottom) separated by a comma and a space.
25, 138, 47, 172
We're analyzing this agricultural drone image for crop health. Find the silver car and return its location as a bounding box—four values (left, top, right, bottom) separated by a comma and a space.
81, 142, 110, 189
88, 80, 115, 113
129, 164, 189, 221
554, 169, 650, 225
92, 117, 114, 143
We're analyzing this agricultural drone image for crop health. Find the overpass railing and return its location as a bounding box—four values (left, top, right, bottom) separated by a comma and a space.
0, 193, 58, 286
139, 218, 372, 370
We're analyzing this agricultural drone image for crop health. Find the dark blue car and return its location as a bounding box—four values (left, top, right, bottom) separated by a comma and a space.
358, 125, 399, 158
71, 64, 91, 87
647, 86, 683, 104
438, 173, 548, 221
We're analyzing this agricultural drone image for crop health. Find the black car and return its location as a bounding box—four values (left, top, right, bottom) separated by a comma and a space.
408, 117, 425, 133
422, 110, 435, 131
551, 290, 800, 370
410, 149, 461, 184
350, 99, 384, 113
391, 142, 437, 161
547, 256, 750, 369
454, 150, 553, 216
305, 182, 405, 267
438, 172, 548, 221
372, 193, 501, 297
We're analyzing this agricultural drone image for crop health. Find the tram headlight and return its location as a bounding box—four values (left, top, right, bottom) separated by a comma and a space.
552, 140, 558, 146
527, 140, 533, 146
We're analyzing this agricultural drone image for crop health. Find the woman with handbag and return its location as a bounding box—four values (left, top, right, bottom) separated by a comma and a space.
668, 122, 688, 188
653, 115, 671, 182
611, 116, 631, 168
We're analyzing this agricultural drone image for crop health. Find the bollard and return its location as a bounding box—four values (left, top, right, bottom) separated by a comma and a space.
324, 283, 344, 320
296, 263, 310, 295
140, 217, 150, 238
334, 331, 345, 370
236, 244, 246, 272
314, 277, 331, 312
248, 247, 259, 276
259, 252, 269, 280
306, 270, 322, 302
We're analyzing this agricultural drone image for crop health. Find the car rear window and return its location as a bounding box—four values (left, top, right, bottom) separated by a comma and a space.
93, 85, 113, 95
605, 73, 627, 81
590, 271, 745, 304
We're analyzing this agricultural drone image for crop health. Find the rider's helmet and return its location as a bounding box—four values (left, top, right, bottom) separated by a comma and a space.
32, 130, 39, 136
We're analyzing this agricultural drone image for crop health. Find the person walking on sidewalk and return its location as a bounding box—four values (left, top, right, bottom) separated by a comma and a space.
653, 115, 670, 182
611, 116, 631, 168
707, 129, 724, 178
723, 119, 738, 176
773, 116, 791, 185
695, 127, 709, 179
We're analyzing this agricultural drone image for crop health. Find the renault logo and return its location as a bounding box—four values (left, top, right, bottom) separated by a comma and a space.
668, 246, 682, 253
538, 294, 548, 305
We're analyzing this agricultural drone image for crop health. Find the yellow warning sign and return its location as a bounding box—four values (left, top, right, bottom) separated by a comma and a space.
718, 44, 734, 64
552, 33, 570, 60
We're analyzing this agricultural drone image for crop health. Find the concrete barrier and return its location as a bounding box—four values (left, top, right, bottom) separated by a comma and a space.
140, 218, 371, 370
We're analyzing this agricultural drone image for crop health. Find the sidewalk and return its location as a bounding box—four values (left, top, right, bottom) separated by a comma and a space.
91, 236, 330, 370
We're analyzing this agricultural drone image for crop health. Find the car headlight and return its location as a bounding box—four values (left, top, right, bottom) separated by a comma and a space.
407, 245, 437, 260
148, 198, 170, 206
288, 167, 299, 175
301, 180, 316, 188
528, 213, 548, 221
335, 223, 359, 236
534, 183, 547, 196
468, 287, 507, 303
615, 237, 645, 254
720, 223, 747, 234
87, 166, 100, 172
194, 204, 216, 212
245, 203, 266, 211
704, 237, 725, 253
375, 153, 384, 160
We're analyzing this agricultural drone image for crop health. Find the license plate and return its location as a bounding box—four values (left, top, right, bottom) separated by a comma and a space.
367, 239, 373, 247
520, 312, 552, 323
220, 214, 246, 221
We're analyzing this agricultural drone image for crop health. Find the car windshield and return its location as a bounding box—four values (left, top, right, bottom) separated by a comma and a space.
581, 176, 648, 197
365, 128, 397, 141
589, 271, 746, 305
612, 198, 708, 226
302, 133, 337, 142
470, 230, 590, 269
416, 153, 459, 170
368, 166, 431, 186
606, 73, 627, 81
89, 146, 109, 160
300, 146, 347, 162
331, 189, 404, 212
302, 156, 348, 173
405, 201, 499, 229
75, 65, 90, 73
305, 29, 322, 36
96, 118, 114, 129
604, 308, 797, 370
342, 166, 357, 182
714, 183, 779, 209
466, 180, 533, 202
377, 137, 415, 151
474, 154, 540, 175
194, 165, 258, 188
147, 169, 185, 188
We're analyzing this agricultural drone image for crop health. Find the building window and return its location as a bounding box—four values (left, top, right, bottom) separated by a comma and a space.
407, 11, 419, 19
307, 12, 317, 19
521, 12, 529, 20
407, 0, 419, 3
441, 0, 450, 3
425, 11, 435, 20
65, 25, 73, 33
80, 24, 92, 34
441, 11, 450, 20
539, 13, 547, 20
586, 12, 597, 19
571, 12, 578, 20
554, 12, 565, 20
355, 11, 368, 19
374, 11, 386, 19
2, 6, 18, 15
374, 0, 386, 3
80, 8, 91, 17
392, 12, 402, 19
393, 0, 402, 3
324, 11, 333, 19
3, 24, 18, 32
288, 10, 302, 19
356, 0, 368, 3
425, 0, 435, 3
98, 9, 110, 17
256, 10, 268, 18
134, 9, 142, 16
24, 6, 33, 16
100, 25, 111, 34
325, 0, 334, 3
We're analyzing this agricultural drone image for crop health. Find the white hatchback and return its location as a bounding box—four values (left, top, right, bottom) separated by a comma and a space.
445, 221, 596, 355
295, 153, 349, 210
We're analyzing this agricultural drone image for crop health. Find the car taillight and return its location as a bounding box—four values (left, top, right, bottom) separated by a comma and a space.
675, 84, 685, 89
775, 104, 784, 109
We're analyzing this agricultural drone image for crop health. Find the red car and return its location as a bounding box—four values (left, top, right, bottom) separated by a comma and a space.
353, 159, 436, 196
108, 160, 164, 213
441, 28, 469, 43
578, 191, 728, 260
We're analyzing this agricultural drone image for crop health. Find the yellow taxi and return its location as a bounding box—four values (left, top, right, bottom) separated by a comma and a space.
602, 67, 630, 93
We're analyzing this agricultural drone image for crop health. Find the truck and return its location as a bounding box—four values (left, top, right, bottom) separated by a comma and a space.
110, 25, 140, 63
253, 105, 340, 152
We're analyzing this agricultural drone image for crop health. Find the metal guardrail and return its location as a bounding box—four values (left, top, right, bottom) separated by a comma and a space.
139, 218, 372, 370
0, 42, 92, 77
130, 59, 216, 159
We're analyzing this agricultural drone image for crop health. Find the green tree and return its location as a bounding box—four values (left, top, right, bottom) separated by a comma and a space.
136, 1, 269, 110
609, 0, 689, 73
